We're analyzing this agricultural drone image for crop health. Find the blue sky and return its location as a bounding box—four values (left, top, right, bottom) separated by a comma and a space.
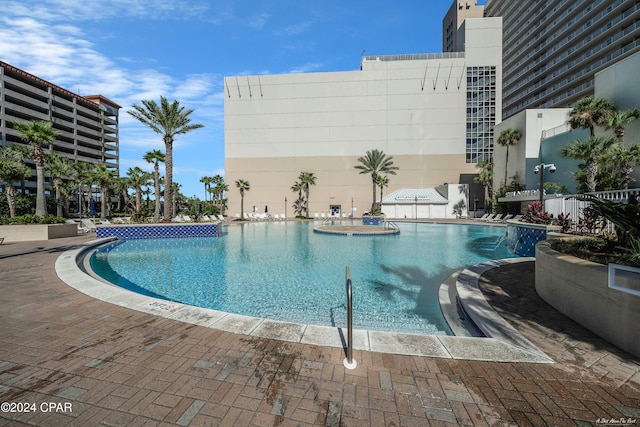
1, 0, 486, 199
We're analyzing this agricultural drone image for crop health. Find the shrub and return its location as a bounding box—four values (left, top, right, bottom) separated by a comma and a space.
2, 214, 65, 225
522, 201, 554, 224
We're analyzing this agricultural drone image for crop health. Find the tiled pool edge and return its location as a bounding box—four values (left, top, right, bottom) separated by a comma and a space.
96, 222, 221, 240
55, 238, 553, 363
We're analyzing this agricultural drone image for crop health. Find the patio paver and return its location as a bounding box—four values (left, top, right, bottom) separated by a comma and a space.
1, 234, 639, 426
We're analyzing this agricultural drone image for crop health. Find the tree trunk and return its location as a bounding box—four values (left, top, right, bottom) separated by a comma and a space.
6, 185, 17, 218
163, 138, 173, 221
154, 165, 161, 221
585, 160, 598, 193
504, 146, 510, 187
35, 162, 47, 217
305, 188, 310, 218
55, 185, 63, 217
136, 188, 142, 213
101, 186, 108, 218
371, 173, 377, 213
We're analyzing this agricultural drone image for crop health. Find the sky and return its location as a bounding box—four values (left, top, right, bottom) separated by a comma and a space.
1, 0, 486, 199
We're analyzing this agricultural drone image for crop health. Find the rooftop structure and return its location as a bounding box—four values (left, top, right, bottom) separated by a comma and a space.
442, 1, 486, 52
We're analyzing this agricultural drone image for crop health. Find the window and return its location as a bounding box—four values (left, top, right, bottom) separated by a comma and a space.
466, 66, 497, 164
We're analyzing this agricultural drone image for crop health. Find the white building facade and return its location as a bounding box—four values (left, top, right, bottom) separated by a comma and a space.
224, 18, 502, 218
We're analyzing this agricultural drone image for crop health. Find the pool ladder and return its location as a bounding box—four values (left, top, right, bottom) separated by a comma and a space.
344, 267, 357, 369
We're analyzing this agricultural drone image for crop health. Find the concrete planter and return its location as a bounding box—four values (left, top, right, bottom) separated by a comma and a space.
535, 241, 640, 358
362, 216, 384, 226
0, 223, 79, 243
506, 220, 562, 257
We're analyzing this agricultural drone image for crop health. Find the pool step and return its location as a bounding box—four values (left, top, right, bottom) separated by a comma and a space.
438, 271, 485, 337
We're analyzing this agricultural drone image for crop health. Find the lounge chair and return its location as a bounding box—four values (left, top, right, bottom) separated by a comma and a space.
480, 213, 497, 222
81, 219, 97, 232
217, 215, 226, 222
475, 213, 490, 220
0, 236, 4, 245
489, 214, 504, 222
500, 214, 514, 222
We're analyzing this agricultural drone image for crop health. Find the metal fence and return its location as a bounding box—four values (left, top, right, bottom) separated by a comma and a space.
545, 188, 640, 233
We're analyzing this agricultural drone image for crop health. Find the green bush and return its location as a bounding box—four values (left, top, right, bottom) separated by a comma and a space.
3, 214, 66, 225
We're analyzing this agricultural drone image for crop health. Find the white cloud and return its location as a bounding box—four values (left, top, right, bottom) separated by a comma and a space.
276, 21, 312, 37
288, 63, 324, 74
246, 12, 271, 30
173, 74, 216, 100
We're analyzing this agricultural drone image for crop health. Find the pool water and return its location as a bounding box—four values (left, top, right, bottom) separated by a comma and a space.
90, 221, 515, 335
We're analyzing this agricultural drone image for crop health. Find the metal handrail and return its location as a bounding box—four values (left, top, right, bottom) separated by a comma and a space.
343, 266, 357, 369
384, 220, 399, 230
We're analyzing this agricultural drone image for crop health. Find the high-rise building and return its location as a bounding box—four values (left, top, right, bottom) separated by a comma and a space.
0, 61, 120, 192
484, 0, 640, 119
442, 1, 486, 52
224, 18, 502, 217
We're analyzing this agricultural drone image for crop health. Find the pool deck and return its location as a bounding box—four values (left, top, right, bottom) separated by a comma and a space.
1, 231, 640, 426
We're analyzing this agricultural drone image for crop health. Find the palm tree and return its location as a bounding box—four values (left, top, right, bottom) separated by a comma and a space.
200, 176, 213, 201
128, 96, 204, 221
354, 149, 399, 213
604, 108, 640, 142
298, 171, 317, 218
561, 136, 617, 193
474, 159, 494, 211
568, 96, 615, 137
290, 181, 305, 217
144, 149, 165, 221
376, 175, 390, 207
72, 162, 93, 216
496, 128, 521, 187
235, 179, 250, 218
112, 177, 131, 212
605, 143, 640, 189
0, 146, 31, 218
92, 164, 115, 218
45, 152, 76, 217
127, 167, 149, 213
11, 120, 59, 216
211, 175, 225, 211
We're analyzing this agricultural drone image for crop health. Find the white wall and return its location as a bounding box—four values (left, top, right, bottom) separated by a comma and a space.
224, 18, 503, 216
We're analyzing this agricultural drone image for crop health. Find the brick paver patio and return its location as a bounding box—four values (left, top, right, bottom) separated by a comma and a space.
1, 235, 639, 426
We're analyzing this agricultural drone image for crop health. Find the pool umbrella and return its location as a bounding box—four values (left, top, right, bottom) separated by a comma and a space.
89, 198, 96, 216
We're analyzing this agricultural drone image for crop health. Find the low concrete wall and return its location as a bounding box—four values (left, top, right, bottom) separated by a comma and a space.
0, 223, 79, 242
535, 241, 640, 358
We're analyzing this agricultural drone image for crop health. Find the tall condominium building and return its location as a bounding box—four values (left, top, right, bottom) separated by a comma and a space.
442, 1, 486, 52
224, 18, 502, 217
484, 0, 640, 119
0, 61, 120, 192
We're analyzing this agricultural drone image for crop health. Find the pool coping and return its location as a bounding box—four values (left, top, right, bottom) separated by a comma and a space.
55, 237, 553, 364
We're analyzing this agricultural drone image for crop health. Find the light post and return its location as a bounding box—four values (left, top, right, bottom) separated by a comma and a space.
533, 163, 556, 207
351, 197, 354, 219
473, 196, 478, 218
414, 195, 418, 219
284, 196, 287, 219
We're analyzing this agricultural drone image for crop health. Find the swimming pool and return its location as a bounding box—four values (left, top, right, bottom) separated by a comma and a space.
89, 221, 514, 335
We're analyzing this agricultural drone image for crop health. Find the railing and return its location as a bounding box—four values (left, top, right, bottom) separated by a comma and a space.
384, 220, 399, 230
544, 189, 640, 233
343, 267, 357, 369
